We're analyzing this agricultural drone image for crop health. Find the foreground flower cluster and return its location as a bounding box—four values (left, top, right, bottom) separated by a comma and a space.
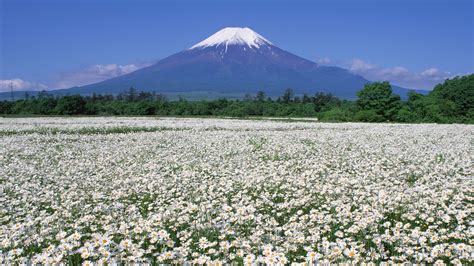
1, 117, 473, 265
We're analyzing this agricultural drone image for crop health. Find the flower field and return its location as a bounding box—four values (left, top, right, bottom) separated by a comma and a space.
1, 117, 473, 265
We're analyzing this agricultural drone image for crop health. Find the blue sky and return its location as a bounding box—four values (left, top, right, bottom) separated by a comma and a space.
0, 0, 473, 91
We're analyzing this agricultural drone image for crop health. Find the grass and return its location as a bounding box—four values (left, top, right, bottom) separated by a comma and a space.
248, 137, 267, 151
0, 126, 188, 136
260, 152, 291, 161
405, 173, 420, 186
1, 114, 321, 123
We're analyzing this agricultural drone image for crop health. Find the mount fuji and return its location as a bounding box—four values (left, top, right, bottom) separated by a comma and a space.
53, 27, 413, 99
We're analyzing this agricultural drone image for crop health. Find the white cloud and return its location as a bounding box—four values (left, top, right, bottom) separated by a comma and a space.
420, 67, 450, 79
55, 63, 152, 89
349, 59, 376, 72
315, 57, 460, 89
0, 79, 48, 92
316, 57, 332, 65
347, 59, 456, 90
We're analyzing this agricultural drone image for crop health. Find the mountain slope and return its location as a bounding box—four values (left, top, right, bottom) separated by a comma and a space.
19, 27, 416, 99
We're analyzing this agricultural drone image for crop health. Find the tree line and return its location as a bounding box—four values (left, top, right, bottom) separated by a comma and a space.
1, 74, 472, 123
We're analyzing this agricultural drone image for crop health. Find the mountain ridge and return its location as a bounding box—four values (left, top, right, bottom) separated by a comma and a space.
3, 27, 420, 99
70, 27, 376, 98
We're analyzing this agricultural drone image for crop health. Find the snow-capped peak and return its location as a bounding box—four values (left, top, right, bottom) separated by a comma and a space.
189, 27, 272, 50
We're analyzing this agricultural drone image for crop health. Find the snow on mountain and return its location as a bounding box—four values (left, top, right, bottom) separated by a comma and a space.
189, 27, 272, 50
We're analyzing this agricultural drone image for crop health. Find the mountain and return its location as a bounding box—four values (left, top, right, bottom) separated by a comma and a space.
3, 27, 419, 100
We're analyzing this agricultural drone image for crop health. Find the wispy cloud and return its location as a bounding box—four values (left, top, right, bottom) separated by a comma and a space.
0, 79, 48, 93
347, 59, 456, 90
55, 63, 152, 89
316, 57, 332, 65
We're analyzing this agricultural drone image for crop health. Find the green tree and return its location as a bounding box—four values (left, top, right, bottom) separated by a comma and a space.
282, 88, 294, 103
355, 110, 385, 122
54, 95, 86, 115
127, 87, 137, 102
313, 92, 340, 112
429, 74, 474, 121
255, 91, 266, 102
356, 82, 401, 121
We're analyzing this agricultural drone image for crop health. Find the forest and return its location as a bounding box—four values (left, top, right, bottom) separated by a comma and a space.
1, 74, 472, 123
